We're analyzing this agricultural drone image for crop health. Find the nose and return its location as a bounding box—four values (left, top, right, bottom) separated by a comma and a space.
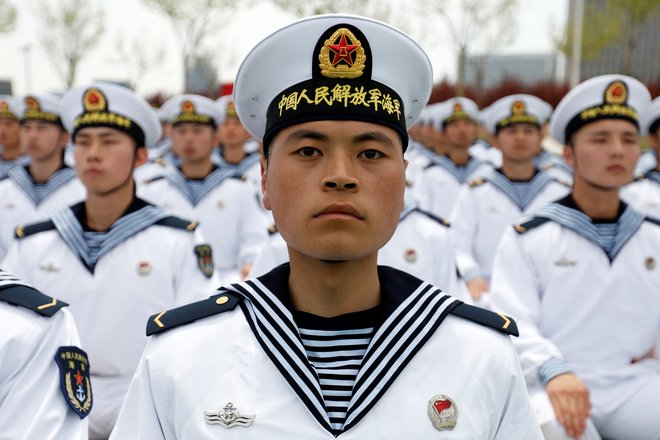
321, 153, 359, 191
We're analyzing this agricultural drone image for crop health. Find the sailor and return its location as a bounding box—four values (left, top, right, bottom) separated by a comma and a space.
490, 75, 659, 440
0, 269, 89, 439
111, 14, 540, 439
138, 94, 268, 283
468, 105, 503, 168
2, 82, 219, 439
416, 97, 492, 218
0, 95, 30, 177
133, 99, 177, 183
0, 93, 86, 260
450, 94, 570, 303
621, 96, 660, 217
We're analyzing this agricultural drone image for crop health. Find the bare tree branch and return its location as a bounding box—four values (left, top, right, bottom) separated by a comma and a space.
0, 0, 17, 34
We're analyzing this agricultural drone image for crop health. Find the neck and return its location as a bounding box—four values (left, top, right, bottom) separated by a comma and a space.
181, 158, 213, 179
571, 181, 620, 220
221, 143, 247, 165
501, 158, 535, 181
1, 144, 21, 161
287, 249, 380, 318
447, 144, 470, 165
85, 181, 135, 231
28, 155, 63, 183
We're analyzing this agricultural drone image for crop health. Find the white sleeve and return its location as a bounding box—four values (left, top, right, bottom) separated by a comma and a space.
248, 233, 289, 278
237, 187, 268, 266
1, 239, 26, 280
449, 186, 482, 281
0, 308, 88, 440
110, 341, 165, 440
172, 229, 220, 305
492, 341, 544, 439
489, 227, 564, 388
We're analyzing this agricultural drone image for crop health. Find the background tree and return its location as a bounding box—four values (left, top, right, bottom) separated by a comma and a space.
109, 33, 165, 92
142, 0, 243, 92
419, 0, 518, 97
33, 0, 105, 88
0, 0, 17, 34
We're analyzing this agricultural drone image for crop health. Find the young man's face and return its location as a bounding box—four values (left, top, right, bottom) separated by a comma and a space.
262, 120, 406, 262
444, 118, 476, 149
220, 117, 251, 147
74, 127, 146, 196
0, 117, 21, 150
20, 120, 69, 162
564, 119, 640, 191
171, 123, 216, 163
495, 123, 542, 163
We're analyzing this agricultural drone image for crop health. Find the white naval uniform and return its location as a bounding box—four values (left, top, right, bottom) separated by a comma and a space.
0, 155, 30, 179
2, 199, 219, 439
633, 149, 657, 176
111, 265, 541, 439
490, 198, 660, 440
450, 169, 570, 284
416, 155, 492, 219
0, 166, 86, 260
535, 150, 574, 185
621, 171, 660, 217
249, 205, 467, 301
0, 270, 87, 439
138, 166, 268, 284
468, 140, 502, 168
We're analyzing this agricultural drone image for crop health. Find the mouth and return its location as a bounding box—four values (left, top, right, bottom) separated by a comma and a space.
606, 164, 625, 173
314, 204, 365, 220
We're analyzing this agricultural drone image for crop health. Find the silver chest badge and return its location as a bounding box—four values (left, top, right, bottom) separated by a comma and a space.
428, 394, 458, 431
204, 402, 256, 428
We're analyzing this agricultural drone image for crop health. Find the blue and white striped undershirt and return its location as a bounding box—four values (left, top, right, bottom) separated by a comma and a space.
296, 312, 376, 434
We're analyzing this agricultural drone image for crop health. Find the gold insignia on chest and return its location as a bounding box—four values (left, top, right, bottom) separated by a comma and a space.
554, 257, 576, 267
39, 263, 60, 273
645, 257, 655, 271
428, 394, 458, 431
319, 28, 366, 79
217, 200, 225, 209
204, 402, 256, 428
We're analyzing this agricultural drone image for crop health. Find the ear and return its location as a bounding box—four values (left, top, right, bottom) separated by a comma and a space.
134, 146, 148, 168
58, 131, 70, 149
562, 144, 575, 169
260, 155, 272, 211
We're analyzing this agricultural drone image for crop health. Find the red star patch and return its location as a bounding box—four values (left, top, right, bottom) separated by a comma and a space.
75, 371, 84, 386
328, 34, 358, 66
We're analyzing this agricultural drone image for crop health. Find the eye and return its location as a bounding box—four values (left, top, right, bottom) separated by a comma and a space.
296, 146, 320, 157
358, 149, 384, 159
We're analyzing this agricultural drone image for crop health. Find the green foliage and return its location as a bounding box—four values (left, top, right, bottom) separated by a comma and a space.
0, 0, 17, 34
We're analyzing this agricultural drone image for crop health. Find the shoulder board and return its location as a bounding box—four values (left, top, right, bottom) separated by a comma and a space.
405, 178, 414, 188
0, 174, 9, 182
512, 216, 551, 234
15, 219, 56, 239
142, 175, 166, 185
267, 223, 279, 235
146, 291, 242, 336
229, 174, 248, 182
153, 157, 168, 167
0, 284, 68, 317
154, 216, 198, 231
555, 178, 572, 188
450, 302, 518, 336
645, 216, 660, 227
412, 208, 450, 227
467, 177, 486, 188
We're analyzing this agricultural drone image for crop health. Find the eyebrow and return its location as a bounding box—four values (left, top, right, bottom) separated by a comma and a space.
587, 130, 638, 137
76, 130, 119, 139
283, 128, 396, 147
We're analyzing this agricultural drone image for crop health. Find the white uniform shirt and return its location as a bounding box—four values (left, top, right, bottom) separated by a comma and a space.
469, 140, 502, 168
450, 169, 570, 282
138, 166, 268, 284
490, 198, 660, 438
0, 166, 85, 260
111, 265, 541, 439
633, 149, 657, 176
621, 171, 660, 217
1, 200, 219, 438
0, 271, 87, 439
250, 205, 467, 300
417, 155, 492, 219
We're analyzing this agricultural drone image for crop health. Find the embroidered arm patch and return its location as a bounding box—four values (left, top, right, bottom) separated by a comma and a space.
194, 244, 215, 278
54, 346, 93, 419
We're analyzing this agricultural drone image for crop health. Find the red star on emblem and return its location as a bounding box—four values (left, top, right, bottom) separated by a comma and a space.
328, 34, 358, 66
75, 371, 84, 386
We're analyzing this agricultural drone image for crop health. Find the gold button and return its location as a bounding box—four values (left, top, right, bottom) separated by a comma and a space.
216, 296, 229, 305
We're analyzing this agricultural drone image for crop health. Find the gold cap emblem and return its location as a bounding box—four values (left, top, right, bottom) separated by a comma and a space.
604, 81, 627, 105
83, 88, 107, 112
25, 96, 40, 111
511, 100, 526, 116
181, 100, 195, 114
319, 28, 366, 79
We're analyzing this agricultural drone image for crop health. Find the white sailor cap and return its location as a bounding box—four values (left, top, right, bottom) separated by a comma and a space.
435, 97, 479, 129
61, 82, 161, 148
484, 94, 552, 134
0, 95, 20, 120
233, 14, 433, 152
18, 93, 63, 126
162, 94, 221, 127
215, 95, 239, 125
643, 96, 660, 136
550, 74, 651, 145
157, 98, 178, 123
